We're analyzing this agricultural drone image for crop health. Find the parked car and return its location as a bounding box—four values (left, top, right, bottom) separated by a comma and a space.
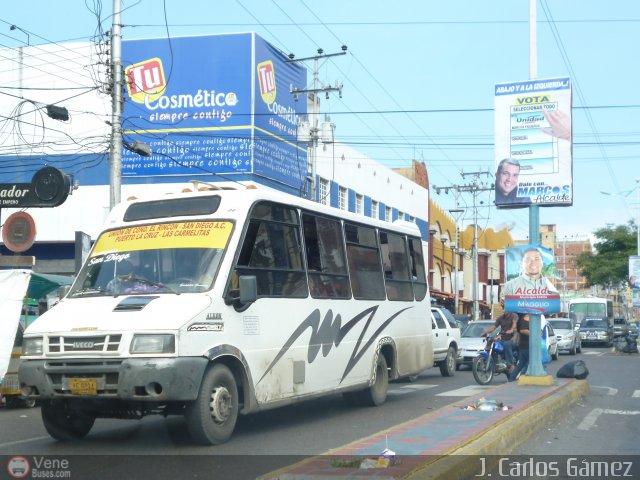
548, 317, 582, 355
613, 317, 629, 337
579, 318, 614, 346
628, 322, 639, 340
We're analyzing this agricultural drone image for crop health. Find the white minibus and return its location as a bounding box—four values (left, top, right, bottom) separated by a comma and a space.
568, 297, 613, 327
20, 187, 432, 445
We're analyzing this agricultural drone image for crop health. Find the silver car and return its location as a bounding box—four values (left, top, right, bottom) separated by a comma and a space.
548, 318, 582, 355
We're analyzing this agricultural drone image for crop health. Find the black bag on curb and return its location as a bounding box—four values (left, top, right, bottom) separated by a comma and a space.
556, 360, 589, 379
622, 336, 638, 354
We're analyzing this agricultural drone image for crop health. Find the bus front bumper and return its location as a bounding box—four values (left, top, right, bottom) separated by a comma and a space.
18, 357, 208, 402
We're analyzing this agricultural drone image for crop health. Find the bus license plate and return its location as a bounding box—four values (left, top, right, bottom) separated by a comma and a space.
69, 378, 97, 395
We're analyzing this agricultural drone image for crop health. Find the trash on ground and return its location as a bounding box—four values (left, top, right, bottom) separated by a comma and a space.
462, 397, 510, 411
330, 449, 398, 469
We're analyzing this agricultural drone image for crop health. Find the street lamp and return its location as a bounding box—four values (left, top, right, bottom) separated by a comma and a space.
9, 25, 30, 46
448, 208, 464, 314
601, 177, 640, 256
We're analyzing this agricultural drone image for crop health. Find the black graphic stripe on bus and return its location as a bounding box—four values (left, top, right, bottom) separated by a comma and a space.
257, 305, 413, 385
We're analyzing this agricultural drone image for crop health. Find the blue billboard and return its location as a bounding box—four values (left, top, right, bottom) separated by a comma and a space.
121, 33, 307, 189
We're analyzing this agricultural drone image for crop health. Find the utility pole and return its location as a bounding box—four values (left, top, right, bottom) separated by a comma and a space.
449, 208, 463, 315
462, 171, 493, 320
449, 189, 463, 315
289, 47, 346, 201
434, 171, 492, 321
109, 0, 123, 209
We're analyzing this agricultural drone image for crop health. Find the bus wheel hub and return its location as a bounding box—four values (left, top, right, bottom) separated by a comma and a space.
209, 386, 231, 423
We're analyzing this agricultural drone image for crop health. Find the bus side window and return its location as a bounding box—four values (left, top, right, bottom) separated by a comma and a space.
379, 231, 413, 301
302, 213, 350, 299
409, 238, 428, 301
344, 222, 385, 300
234, 202, 307, 298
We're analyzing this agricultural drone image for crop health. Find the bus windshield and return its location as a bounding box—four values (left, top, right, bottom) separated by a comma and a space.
69, 220, 233, 297
569, 302, 606, 324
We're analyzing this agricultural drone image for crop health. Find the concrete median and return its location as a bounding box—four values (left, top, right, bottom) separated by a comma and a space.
260, 378, 589, 480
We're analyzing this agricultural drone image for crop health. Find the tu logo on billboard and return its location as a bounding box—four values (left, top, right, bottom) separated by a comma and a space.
126, 57, 166, 104
257, 60, 276, 104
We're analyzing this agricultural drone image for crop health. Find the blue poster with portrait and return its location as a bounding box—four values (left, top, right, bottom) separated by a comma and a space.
503, 244, 560, 314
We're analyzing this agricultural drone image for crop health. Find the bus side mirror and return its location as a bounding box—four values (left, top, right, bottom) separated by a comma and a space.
239, 275, 257, 304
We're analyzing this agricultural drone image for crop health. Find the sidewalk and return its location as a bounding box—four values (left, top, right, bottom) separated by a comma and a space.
259, 377, 588, 480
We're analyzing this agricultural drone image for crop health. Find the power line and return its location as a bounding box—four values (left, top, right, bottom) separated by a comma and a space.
125, 19, 640, 28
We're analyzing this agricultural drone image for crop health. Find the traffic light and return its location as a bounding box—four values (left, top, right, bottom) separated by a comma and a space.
0, 166, 71, 208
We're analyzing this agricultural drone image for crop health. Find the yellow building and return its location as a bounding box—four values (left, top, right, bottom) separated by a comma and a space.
429, 199, 515, 318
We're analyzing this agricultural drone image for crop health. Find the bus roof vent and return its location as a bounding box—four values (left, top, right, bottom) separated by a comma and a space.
113, 296, 160, 311
124, 195, 221, 222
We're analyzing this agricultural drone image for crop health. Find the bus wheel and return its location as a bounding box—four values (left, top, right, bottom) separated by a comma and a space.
185, 364, 239, 445
362, 354, 389, 406
41, 401, 95, 440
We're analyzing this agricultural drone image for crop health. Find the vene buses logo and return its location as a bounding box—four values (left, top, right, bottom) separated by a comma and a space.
126, 57, 166, 104
7, 456, 30, 479
257, 60, 276, 105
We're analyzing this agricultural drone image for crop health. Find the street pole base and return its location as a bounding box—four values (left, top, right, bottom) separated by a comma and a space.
517, 374, 554, 386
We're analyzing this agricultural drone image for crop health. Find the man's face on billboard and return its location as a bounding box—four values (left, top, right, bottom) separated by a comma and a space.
497, 163, 520, 195
522, 250, 543, 278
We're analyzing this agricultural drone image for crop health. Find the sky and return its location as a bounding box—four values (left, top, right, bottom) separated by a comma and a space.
1, 0, 639, 244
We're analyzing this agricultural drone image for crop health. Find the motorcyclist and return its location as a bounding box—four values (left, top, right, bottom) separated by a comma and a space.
481, 302, 518, 372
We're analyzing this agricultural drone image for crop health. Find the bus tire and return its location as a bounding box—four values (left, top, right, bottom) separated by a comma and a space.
41, 401, 95, 441
362, 354, 389, 406
185, 363, 239, 445
342, 355, 389, 407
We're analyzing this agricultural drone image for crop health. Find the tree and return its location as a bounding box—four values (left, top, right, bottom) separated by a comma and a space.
576, 221, 637, 287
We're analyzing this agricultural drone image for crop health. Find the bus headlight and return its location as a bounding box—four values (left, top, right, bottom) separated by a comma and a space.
22, 337, 43, 356
130, 334, 175, 354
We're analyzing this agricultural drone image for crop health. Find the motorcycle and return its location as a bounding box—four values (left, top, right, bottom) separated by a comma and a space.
472, 333, 511, 385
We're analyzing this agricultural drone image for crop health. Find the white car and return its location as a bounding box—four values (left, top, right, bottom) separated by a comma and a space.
548, 317, 581, 355
430, 307, 461, 377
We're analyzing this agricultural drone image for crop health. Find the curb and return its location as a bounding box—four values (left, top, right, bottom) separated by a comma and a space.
258, 379, 589, 480
404, 379, 589, 480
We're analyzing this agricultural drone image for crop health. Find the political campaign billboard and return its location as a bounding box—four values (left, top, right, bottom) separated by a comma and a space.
629, 255, 640, 289
121, 33, 307, 188
502, 244, 561, 314
494, 77, 572, 208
